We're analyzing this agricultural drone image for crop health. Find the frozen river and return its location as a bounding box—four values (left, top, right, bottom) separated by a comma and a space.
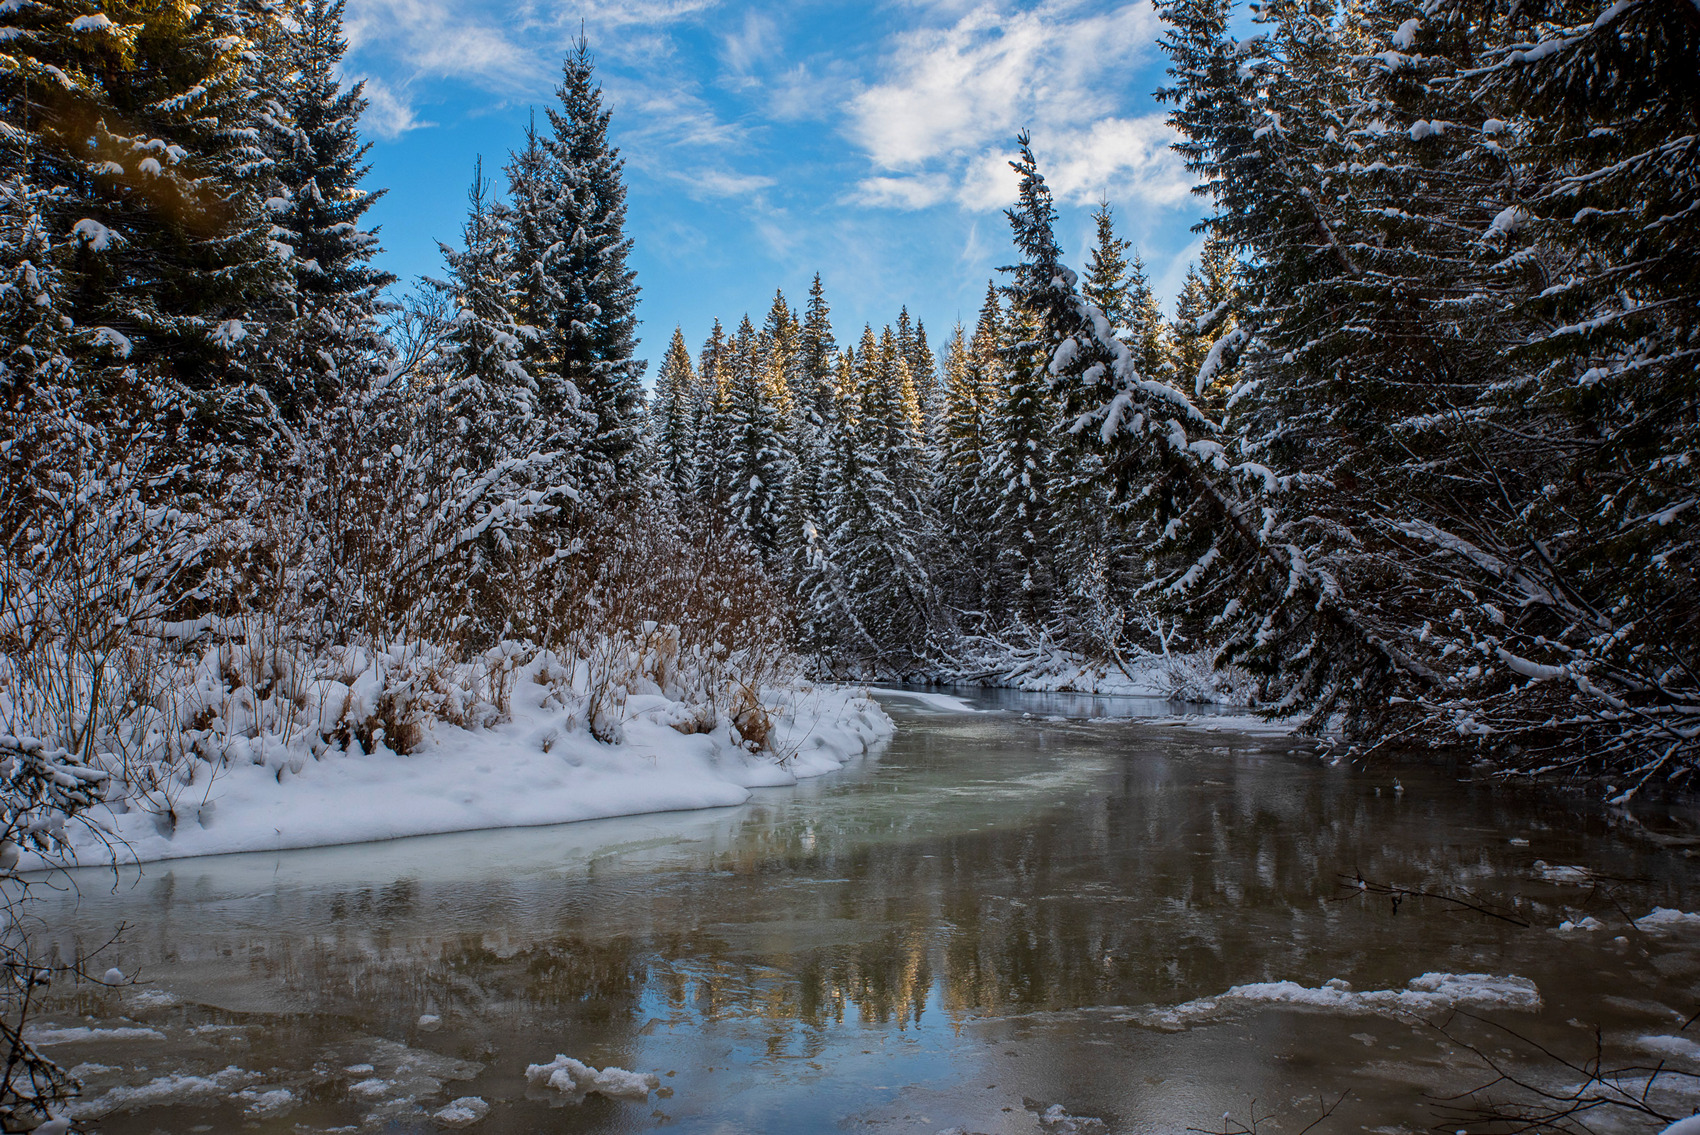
25, 689, 1700, 1132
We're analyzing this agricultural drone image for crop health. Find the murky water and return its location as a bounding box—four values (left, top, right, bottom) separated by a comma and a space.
24, 690, 1700, 1133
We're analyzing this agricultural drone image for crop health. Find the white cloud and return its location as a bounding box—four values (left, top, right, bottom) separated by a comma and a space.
955, 114, 1192, 211
846, 0, 1187, 213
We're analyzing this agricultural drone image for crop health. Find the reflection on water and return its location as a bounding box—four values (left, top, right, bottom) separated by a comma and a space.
27, 691, 1700, 1133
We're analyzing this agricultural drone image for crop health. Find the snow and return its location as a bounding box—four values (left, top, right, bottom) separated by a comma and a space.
1556, 916, 1606, 933
1661, 1119, 1700, 1135
1490, 205, 1529, 235
32, 678, 890, 869
525, 1055, 659, 1100
70, 218, 115, 250
938, 636, 1255, 705
1134, 972, 1540, 1029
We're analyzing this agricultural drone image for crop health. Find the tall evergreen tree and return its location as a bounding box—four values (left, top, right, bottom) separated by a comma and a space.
435, 160, 535, 470
691, 319, 731, 505
261, 0, 394, 418
1170, 233, 1239, 403
504, 113, 592, 493
651, 326, 698, 498
544, 38, 645, 495
725, 314, 790, 556
1082, 201, 1135, 336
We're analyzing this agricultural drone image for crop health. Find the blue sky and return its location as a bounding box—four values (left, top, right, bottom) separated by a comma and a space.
344, 0, 1204, 371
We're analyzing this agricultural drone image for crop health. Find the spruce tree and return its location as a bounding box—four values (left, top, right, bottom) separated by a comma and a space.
261, 0, 394, 418
814, 335, 939, 666
1170, 233, 1239, 403
435, 160, 535, 470
1082, 201, 1135, 337
724, 314, 790, 557
799, 274, 838, 427
504, 115, 595, 497
544, 37, 645, 495
651, 327, 698, 498
691, 319, 731, 505
788, 274, 838, 592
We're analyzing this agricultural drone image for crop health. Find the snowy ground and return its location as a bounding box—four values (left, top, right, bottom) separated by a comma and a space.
29, 680, 891, 870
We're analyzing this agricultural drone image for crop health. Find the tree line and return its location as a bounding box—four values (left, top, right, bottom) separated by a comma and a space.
642, 212, 1239, 681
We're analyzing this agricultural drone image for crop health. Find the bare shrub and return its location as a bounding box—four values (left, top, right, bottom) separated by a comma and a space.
498, 502, 799, 750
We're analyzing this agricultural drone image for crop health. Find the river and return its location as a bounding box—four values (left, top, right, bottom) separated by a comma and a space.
23, 689, 1700, 1133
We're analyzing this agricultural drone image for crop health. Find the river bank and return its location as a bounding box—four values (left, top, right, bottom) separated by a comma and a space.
25, 681, 891, 870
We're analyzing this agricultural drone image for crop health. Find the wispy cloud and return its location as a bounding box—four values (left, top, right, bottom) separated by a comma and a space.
343, 0, 550, 91
672, 167, 779, 199
719, 9, 780, 80
849, 174, 953, 210
356, 75, 430, 139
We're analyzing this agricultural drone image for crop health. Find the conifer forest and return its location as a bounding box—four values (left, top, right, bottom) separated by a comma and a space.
2, 0, 1699, 1131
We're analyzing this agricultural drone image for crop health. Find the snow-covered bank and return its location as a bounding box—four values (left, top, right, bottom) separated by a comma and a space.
29, 679, 890, 870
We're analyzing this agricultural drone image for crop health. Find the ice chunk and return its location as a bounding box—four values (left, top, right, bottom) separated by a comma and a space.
525, 1055, 659, 1100
1532, 860, 1594, 884
233, 1087, 296, 1117
1639, 1034, 1700, 1062
24, 1026, 164, 1044
434, 1096, 490, 1127
1135, 971, 1540, 1029
127, 989, 179, 1009
1556, 916, 1605, 933
417, 1013, 441, 1031
1635, 908, 1700, 934
1039, 1103, 1107, 1133
64, 1066, 254, 1118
